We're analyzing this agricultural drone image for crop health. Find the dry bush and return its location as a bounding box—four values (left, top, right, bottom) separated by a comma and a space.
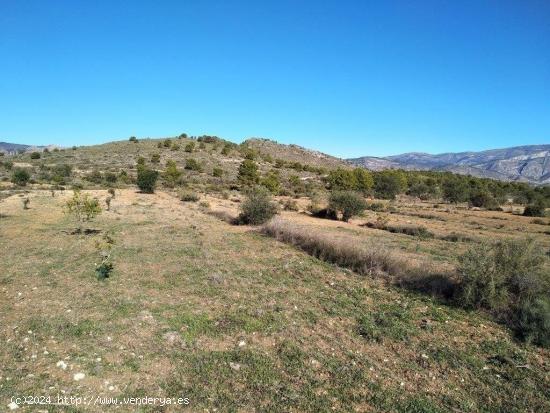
440, 232, 473, 242
262, 218, 406, 276
205, 209, 238, 224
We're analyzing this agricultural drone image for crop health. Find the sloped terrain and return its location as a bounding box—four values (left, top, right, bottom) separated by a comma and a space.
1, 189, 549, 412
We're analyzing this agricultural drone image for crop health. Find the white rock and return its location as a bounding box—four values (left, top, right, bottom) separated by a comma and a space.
73, 373, 85, 381
8, 401, 19, 410
108, 385, 115, 391
229, 362, 241, 371
238, 340, 246, 347
56, 361, 67, 370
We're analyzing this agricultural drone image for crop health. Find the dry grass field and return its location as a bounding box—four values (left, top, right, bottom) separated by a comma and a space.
1, 188, 549, 412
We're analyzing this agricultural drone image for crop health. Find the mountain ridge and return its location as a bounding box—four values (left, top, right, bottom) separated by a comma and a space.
348, 144, 550, 185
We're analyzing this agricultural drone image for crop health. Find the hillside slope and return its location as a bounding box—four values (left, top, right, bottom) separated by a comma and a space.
1, 189, 548, 412
348, 144, 550, 184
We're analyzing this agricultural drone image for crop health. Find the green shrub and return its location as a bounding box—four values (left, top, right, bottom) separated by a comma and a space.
328, 191, 367, 221
163, 139, 172, 148
237, 159, 259, 186
129, 136, 138, 142
523, 201, 546, 217
85, 169, 103, 184
180, 190, 200, 202
516, 297, 550, 347
104, 172, 117, 183
260, 171, 281, 194
326, 168, 357, 191
386, 225, 434, 239
212, 167, 223, 177
185, 158, 202, 172
163, 160, 182, 187
469, 190, 500, 210
442, 178, 469, 204
11, 168, 30, 186
457, 238, 550, 346
353, 168, 374, 193
30, 152, 41, 159
151, 153, 161, 164
238, 187, 278, 225
137, 167, 159, 193
221, 144, 232, 155
184, 142, 195, 153
366, 202, 386, 212
373, 170, 407, 199
64, 190, 102, 230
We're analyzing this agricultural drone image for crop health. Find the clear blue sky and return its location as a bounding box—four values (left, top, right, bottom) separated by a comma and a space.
1, 0, 549, 157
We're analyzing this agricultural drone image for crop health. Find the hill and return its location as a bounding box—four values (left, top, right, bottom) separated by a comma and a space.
348, 144, 550, 185
243, 138, 348, 169
1, 135, 549, 412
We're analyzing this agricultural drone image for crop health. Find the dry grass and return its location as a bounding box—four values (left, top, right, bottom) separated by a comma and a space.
1, 189, 549, 412
262, 217, 407, 277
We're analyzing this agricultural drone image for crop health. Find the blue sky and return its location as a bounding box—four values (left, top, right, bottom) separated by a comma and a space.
1, 0, 548, 157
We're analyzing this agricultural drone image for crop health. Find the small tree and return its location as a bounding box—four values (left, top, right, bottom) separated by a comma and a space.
137, 167, 159, 193
442, 178, 469, 204
64, 190, 102, 231
326, 168, 357, 191
374, 170, 407, 199
238, 187, 278, 225
129, 136, 138, 142
237, 159, 259, 186
11, 168, 30, 186
328, 191, 367, 222
353, 168, 374, 194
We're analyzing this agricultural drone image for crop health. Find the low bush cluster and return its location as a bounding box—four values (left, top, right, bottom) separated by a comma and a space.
457, 238, 550, 347
328, 191, 367, 221
180, 190, 200, 202
237, 188, 278, 225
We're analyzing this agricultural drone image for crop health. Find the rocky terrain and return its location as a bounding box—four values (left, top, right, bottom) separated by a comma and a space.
349, 144, 550, 185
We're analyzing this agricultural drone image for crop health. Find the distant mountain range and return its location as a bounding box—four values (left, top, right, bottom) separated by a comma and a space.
348, 145, 550, 185
0, 141, 56, 155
